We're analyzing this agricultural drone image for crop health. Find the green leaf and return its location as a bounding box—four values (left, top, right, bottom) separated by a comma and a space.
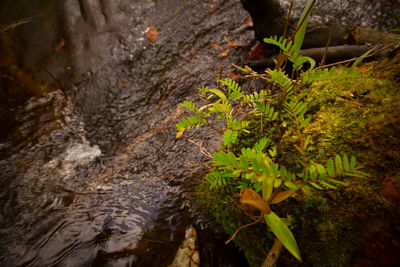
264, 212, 302, 261
315, 164, 327, 178
208, 89, 227, 101
253, 137, 271, 152
300, 116, 311, 129
223, 129, 238, 147
350, 156, 356, 169
327, 159, 335, 176
263, 178, 274, 200
310, 182, 323, 190
343, 155, 350, 171
335, 155, 343, 173
320, 181, 337, 189
293, 0, 315, 58
309, 165, 318, 180
280, 166, 288, 179
352, 48, 375, 67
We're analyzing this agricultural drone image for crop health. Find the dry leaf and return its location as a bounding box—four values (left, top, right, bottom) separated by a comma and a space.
225, 42, 244, 48
210, 42, 223, 49
241, 188, 271, 214
176, 128, 185, 139
269, 190, 296, 204
242, 17, 253, 27
55, 39, 65, 51
248, 41, 265, 60
218, 49, 229, 57
146, 26, 158, 43
228, 72, 243, 79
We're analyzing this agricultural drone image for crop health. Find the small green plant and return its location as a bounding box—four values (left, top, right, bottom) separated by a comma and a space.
176, 0, 369, 263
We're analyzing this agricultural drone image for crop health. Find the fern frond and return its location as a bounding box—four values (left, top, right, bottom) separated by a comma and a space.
301, 66, 360, 85
179, 100, 199, 112
243, 90, 269, 105
253, 137, 272, 153
176, 115, 206, 130
285, 99, 308, 119
264, 36, 316, 70
223, 129, 239, 147
254, 102, 279, 120
264, 35, 294, 57
268, 69, 295, 94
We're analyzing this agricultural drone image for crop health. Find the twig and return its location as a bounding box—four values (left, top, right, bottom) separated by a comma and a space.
320, 22, 337, 66
282, 0, 294, 39
228, 195, 260, 221
189, 139, 213, 158
315, 50, 377, 70
0, 16, 38, 32
172, 0, 188, 18
225, 216, 263, 245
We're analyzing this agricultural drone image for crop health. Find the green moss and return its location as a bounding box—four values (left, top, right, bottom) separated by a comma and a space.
196, 182, 272, 267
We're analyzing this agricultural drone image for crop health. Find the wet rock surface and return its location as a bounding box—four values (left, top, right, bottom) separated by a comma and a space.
0, 0, 399, 266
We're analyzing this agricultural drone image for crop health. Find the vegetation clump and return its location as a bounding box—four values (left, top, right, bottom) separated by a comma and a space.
177, 1, 400, 265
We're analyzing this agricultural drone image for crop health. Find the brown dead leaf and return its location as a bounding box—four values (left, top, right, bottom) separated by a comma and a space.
218, 49, 229, 57
241, 188, 271, 214
269, 190, 296, 204
209, 42, 223, 49
55, 39, 65, 51
146, 26, 158, 43
225, 42, 244, 48
227, 72, 243, 79
248, 41, 265, 60
242, 17, 253, 27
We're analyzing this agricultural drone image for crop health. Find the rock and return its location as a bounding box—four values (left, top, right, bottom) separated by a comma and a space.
168, 226, 200, 267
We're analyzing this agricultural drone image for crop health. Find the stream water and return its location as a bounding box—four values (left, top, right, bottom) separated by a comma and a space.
0, 0, 399, 266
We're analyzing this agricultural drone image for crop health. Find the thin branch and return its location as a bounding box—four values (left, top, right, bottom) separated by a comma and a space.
189, 139, 213, 159
314, 49, 377, 70
225, 216, 263, 245
228, 195, 260, 221
172, 0, 188, 18
320, 22, 337, 66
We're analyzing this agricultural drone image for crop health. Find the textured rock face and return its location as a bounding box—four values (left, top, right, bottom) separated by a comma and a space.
241, 0, 400, 40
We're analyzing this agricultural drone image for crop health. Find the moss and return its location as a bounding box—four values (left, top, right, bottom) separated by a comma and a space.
196, 182, 272, 267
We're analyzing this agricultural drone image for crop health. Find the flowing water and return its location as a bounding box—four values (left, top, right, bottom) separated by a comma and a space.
0, 0, 399, 266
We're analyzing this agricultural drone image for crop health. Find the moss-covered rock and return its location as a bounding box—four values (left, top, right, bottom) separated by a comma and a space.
197, 56, 400, 266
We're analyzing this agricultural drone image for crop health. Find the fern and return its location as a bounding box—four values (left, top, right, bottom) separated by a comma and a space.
263, 36, 316, 70
220, 78, 244, 101
176, 115, 206, 130
268, 69, 295, 94
176, 0, 369, 262
179, 100, 199, 112
243, 90, 268, 104
300, 66, 359, 85
253, 137, 272, 153
254, 102, 279, 120
210, 150, 366, 190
